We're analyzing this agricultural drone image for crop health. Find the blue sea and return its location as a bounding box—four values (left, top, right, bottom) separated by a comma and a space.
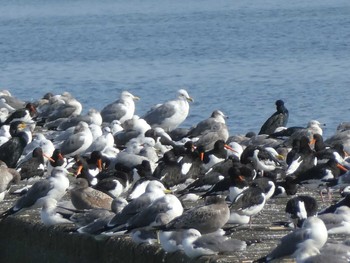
1, 0, 350, 138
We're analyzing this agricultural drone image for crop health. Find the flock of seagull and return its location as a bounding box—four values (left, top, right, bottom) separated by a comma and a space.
1, 89, 350, 262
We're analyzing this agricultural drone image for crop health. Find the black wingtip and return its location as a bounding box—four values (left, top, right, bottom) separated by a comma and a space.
0, 207, 16, 220
252, 256, 268, 263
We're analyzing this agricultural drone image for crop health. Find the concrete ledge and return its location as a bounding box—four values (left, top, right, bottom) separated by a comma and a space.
0, 217, 227, 263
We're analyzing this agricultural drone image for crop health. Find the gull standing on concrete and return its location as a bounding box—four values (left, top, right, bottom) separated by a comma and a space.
187, 110, 228, 138
56, 108, 103, 131
181, 228, 246, 258
101, 91, 140, 124
161, 195, 230, 234
124, 194, 183, 232
70, 178, 114, 210
254, 217, 328, 262
106, 180, 171, 230
0, 161, 21, 202
143, 89, 193, 132
40, 198, 73, 226
0, 167, 70, 219
318, 206, 350, 235
60, 121, 93, 157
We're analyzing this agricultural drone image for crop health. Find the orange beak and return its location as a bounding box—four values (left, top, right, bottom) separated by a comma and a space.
43, 153, 55, 163
238, 175, 245, 181
97, 159, 103, 171
309, 138, 316, 145
75, 164, 83, 176
224, 144, 238, 153
337, 163, 348, 172
200, 152, 204, 161
30, 104, 37, 114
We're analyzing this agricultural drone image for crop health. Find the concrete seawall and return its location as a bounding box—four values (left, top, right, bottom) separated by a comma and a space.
0, 187, 347, 263
0, 217, 219, 263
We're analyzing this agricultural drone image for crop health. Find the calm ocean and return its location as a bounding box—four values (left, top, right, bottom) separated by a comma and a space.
1, 0, 350, 138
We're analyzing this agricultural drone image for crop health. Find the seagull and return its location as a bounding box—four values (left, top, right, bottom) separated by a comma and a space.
0, 161, 21, 202
0, 167, 70, 219
19, 133, 55, 166
194, 122, 230, 152
124, 194, 183, 232
42, 92, 83, 122
254, 217, 328, 262
159, 228, 186, 253
69, 178, 114, 210
318, 206, 350, 235
40, 198, 73, 226
60, 121, 93, 157
181, 228, 246, 258
67, 197, 128, 235
187, 110, 228, 138
101, 91, 140, 124
142, 89, 193, 132
297, 239, 350, 263
0, 90, 26, 110
106, 180, 171, 231
283, 120, 325, 147
160, 195, 230, 234
56, 108, 102, 131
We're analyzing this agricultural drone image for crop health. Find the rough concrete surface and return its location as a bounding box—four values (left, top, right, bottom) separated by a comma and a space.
0, 181, 347, 263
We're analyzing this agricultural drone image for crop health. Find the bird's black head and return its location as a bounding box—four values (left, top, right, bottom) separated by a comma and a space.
275, 100, 284, 107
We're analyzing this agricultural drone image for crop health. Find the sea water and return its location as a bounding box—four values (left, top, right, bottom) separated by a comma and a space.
1, 0, 350, 138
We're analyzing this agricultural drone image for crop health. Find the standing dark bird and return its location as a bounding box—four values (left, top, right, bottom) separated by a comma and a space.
201, 166, 248, 201
17, 147, 46, 180
2, 102, 37, 125
153, 151, 186, 188
0, 121, 31, 168
258, 100, 289, 135
47, 149, 67, 175
285, 195, 318, 227
253, 177, 276, 200
231, 182, 266, 228
177, 156, 241, 195
72, 155, 98, 186
273, 176, 298, 197
177, 141, 203, 180
286, 136, 316, 176
198, 139, 235, 171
